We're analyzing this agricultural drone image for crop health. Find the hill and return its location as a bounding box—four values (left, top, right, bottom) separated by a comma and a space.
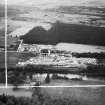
21, 22, 105, 46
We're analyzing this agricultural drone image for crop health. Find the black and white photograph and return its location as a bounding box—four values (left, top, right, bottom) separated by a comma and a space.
7, 0, 105, 87
0, 0, 105, 105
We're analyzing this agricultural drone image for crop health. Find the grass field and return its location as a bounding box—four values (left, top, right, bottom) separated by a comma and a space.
0, 52, 5, 68
42, 79, 105, 86
0, 88, 32, 97
7, 51, 36, 68
7, 52, 19, 68
41, 86, 105, 105
0, 86, 105, 105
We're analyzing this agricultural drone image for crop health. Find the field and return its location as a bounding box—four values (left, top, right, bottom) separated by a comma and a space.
0, 5, 5, 49
42, 79, 105, 86
0, 52, 5, 68
7, 51, 35, 68
0, 86, 105, 105
41, 86, 105, 105
0, 25, 5, 49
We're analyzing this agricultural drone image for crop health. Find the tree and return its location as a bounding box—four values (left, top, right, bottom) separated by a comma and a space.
45, 74, 50, 84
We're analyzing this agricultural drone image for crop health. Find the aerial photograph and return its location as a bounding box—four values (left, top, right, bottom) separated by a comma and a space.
0, 0, 105, 105
7, 0, 105, 87
0, 0, 5, 86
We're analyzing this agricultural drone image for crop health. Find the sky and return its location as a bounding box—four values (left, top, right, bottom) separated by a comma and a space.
0, 0, 105, 8
7, 0, 58, 5
0, 0, 102, 6
0, 0, 5, 4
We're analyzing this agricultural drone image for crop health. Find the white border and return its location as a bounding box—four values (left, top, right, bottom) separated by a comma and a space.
6, 85, 105, 88
5, 0, 7, 88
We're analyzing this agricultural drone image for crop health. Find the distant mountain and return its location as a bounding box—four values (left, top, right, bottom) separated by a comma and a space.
21, 22, 105, 46
83, 0, 105, 7
36, 0, 105, 9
